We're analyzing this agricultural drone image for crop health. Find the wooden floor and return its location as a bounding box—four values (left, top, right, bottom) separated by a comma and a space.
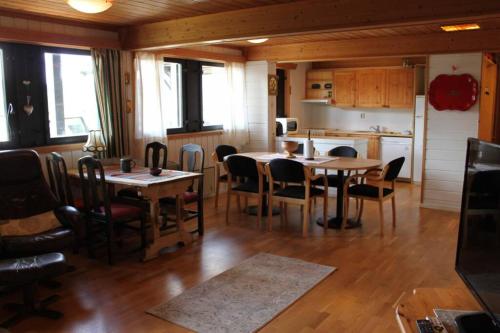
2, 183, 469, 333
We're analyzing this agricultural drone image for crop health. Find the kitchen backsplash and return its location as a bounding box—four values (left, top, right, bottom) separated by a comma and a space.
300, 104, 414, 132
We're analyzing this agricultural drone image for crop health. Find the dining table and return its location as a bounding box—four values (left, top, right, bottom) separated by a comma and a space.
68, 165, 203, 261
237, 152, 382, 229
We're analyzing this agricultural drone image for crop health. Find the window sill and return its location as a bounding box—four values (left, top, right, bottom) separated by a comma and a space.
168, 129, 224, 140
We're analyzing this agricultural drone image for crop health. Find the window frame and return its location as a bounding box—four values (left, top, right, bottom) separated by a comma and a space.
162, 58, 188, 135
41, 46, 97, 146
0, 48, 9, 147
200, 61, 225, 132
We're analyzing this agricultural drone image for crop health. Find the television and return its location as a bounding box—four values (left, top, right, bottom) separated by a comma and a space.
456, 138, 500, 333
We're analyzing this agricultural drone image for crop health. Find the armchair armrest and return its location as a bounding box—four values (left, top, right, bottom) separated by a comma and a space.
54, 206, 83, 241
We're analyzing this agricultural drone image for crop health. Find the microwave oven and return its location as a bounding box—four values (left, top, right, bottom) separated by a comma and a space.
276, 118, 299, 135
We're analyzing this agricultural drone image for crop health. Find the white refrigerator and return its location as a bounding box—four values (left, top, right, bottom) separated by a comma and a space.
413, 95, 425, 183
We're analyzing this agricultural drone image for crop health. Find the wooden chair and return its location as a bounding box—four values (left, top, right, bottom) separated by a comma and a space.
224, 155, 266, 227
46, 152, 81, 209
265, 158, 328, 237
342, 157, 405, 236
78, 156, 147, 265
212, 144, 237, 208
160, 144, 205, 235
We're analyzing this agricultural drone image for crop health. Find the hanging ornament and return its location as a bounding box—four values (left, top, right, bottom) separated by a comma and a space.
22, 80, 34, 116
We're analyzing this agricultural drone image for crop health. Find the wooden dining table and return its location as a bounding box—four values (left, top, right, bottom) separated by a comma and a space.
237, 152, 382, 229
68, 165, 203, 261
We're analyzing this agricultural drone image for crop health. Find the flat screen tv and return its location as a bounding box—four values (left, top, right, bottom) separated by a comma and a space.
456, 138, 500, 332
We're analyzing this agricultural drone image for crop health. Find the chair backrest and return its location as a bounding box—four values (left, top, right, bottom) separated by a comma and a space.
215, 145, 237, 162
46, 152, 74, 206
328, 146, 358, 158
145, 141, 168, 169
78, 156, 111, 220
0, 150, 59, 219
179, 144, 205, 192
384, 157, 405, 181
268, 159, 305, 183
225, 155, 259, 181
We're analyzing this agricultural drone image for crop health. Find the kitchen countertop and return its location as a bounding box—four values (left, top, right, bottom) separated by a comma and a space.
288, 129, 413, 139
283, 134, 369, 141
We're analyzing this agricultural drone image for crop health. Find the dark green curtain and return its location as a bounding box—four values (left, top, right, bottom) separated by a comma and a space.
91, 49, 128, 158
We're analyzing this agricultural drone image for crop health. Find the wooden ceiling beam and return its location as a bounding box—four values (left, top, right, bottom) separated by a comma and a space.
123, 0, 500, 50
245, 29, 500, 62
154, 47, 246, 63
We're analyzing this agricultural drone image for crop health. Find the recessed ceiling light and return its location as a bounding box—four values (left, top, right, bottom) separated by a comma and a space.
66, 0, 113, 14
441, 23, 480, 32
248, 38, 269, 44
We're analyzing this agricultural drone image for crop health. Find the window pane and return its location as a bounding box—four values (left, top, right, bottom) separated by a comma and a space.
44, 52, 99, 138
160, 62, 183, 129
0, 49, 8, 142
202, 65, 227, 127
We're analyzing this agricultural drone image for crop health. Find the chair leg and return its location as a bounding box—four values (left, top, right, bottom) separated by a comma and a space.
225, 189, 231, 225
391, 196, 396, 228
236, 195, 242, 213
257, 194, 263, 229
303, 200, 310, 237
140, 215, 147, 249
214, 179, 220, 208
268, 195, 273, 232
356, 199, 364, 223
378, 201, 384, 236
279, 202, 284, 228
284, 203, 289, 227
323, 194, 328, 232
344, 195, 350, 229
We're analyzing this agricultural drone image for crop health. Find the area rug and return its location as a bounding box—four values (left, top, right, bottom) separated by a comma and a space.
147, 253, 336, 333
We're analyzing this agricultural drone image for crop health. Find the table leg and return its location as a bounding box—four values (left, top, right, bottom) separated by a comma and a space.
197, 175, 204, 236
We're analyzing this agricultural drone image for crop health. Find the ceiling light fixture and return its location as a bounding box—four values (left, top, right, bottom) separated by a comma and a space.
440, 23, 480, 32
248, 38, 269, 44
66, 0, 113, 14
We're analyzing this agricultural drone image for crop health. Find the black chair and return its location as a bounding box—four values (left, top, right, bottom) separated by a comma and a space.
160, 144, 205, 235
224, 155, 266, 226
78, 156, 147, 265
118, 141, 168, 200
212, 144, 238, 208
46, 152, 75, 207
343, 157, 405, 235
265, 159, 328, 237
313, 146, 358, 188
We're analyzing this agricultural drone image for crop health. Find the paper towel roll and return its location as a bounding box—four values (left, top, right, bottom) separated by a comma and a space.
304, 139, 314, 160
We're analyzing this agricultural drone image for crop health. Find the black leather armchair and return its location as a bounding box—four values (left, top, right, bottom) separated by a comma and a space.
0, 150, 79, 258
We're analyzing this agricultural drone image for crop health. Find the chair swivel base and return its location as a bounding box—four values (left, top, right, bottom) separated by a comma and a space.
1, 289, 63, 328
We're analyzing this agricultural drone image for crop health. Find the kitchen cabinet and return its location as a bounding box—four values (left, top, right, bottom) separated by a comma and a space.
356, 69, 386, 108
385, 68, 415, 108
305, 70, 333, 100
333, 70, 356, 107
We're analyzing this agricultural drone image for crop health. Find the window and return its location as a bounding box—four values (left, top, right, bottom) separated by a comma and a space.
0, 49, 8, 143
160, 62, 183, 130
202, 64, 227, 128
44, 52, 99, 139
162, 58, 225, 134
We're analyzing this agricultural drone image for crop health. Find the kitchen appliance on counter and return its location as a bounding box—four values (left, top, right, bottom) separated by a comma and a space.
381, 136, 412, 180
276, 117, 299, 134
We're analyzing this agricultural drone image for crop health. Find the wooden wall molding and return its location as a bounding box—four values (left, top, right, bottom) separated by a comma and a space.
155, 48, 246, 63
0, 26, 120, 49
246, 29, 500, 62
122, 0, 500, 50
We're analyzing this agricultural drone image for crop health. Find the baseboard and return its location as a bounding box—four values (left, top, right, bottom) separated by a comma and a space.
420, 202, 460, 212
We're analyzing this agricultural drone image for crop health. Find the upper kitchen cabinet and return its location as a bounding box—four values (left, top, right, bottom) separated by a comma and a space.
333, 70, 356, 107
355, 69, 386, 107
305, 69, 333, 100
385, 68, 415, 108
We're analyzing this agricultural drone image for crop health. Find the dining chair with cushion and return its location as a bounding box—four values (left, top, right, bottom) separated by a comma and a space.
78, 156, 147, 265
212, 144, 238, 209
118, 141, 168, 200
342, 157, 405, 236
160, 144, 205, 236
224, 155, 266, 227
313, 146, 358, 188
265, 159, 328, 237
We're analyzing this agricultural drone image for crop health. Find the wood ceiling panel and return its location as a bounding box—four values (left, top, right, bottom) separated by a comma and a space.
0, 0, 298, 26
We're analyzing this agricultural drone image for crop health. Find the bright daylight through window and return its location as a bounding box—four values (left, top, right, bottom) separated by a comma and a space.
44, 52, 99, 138
161, 62, 183, 129
202, 64, 227, 127
0, 49, 8, 142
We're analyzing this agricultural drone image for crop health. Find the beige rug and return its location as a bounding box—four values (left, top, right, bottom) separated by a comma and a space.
147, 253, 336, 333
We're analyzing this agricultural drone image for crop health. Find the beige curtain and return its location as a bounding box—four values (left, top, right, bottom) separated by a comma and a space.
223, 62, 249, 147
133, 52, 167, 163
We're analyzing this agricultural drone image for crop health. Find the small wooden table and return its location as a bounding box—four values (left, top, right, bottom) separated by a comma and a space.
238, 152, 382, 228
68, 166, 203, 261
395, 288, 481, 333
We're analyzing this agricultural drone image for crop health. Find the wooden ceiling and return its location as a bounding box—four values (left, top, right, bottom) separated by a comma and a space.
0, 0, 297, 26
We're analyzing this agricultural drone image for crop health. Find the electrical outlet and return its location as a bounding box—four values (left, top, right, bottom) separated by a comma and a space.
360, 113, 365, 119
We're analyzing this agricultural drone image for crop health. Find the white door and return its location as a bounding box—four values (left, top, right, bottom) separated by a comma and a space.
381, 137, 412, 179
413, 96, 425, 182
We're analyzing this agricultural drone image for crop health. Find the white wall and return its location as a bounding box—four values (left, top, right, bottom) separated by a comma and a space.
422, 53, 481, 211
289, 63, 311, 120
244, 61, 276, 152
302, 104, 414, 133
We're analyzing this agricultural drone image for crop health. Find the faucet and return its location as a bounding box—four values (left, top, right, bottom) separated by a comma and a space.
369, 125, 381, 133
